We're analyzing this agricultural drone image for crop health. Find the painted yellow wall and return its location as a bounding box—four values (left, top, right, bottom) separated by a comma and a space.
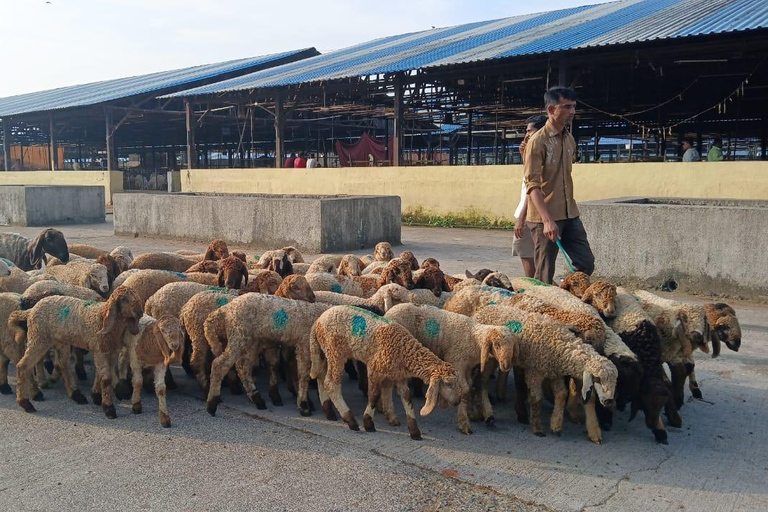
182, 161, 768, 221
0, 171, 123, 205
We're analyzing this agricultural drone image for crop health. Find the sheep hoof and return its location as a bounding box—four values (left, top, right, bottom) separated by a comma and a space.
90, 392, 102, 406
691, 388, 703, 400
207, 396, 222, 416
363, 414, 376, 432
18, 398, 36, 413
114, 380, 132, 400
342, 412, 359, 431
387, 417, 401, 427
269, 387, 283, 406
460, 426, 473, 435
71, 390, 88, 405
0, 383, 13, 395
32, 390, 45, 402
75, 365, 88, 382
250, 392, 267, 410
160, 412, 171, 428
667, 413, 683, 429
298, 401, 312, 417
534, 431, 546, 437
132, 402, 143, 414
653, 429, 668, 444
407, 418, 422, 440
589, 436, 603, 445
550, 429, 562, 437
321, 400, 336, 421
103, 405, 117, 419
485, 416, 496, 427
517, 414, 529, 425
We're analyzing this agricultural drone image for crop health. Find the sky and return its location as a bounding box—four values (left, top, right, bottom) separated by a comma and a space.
0, 0, 614, 98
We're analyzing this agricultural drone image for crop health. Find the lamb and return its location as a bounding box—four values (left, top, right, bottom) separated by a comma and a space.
482, 272, 515, 291
265, 253, 293, 278
306, 255, 343, 274
559, 271, 592, 299
257, 246, 305, 266
309, 305, 465, 439
360, 242, 395, 274
306, 258, 415, 298
315, 282, 451, 313
119, 315, 184, 427
45, 260, 110, 297
399, 251, 419, 271
0, 292, 48, 398
413, 267, 451, 297
705, 303, 741, 352
20, 280, 103, 309
144, 282, 224, 320
0, 259, 57, 294
216, 255, 249, 289
9, 286, 143, 418
0, 229, 70, 271
96, 254, 122, 288
129, 252, 201, 273
110, 246, 134, 272
507, 293, 606, 347
68, 244, 108, 259
520, 274, 617, 318
240, 270, 282, 295
441, 284, 517, 316
605, 288, 681, 444
384, 303, 519, 434
472, 305, 618, 443
337, 255, 367, 277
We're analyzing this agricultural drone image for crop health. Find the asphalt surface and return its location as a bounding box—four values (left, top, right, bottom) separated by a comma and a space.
1, 219, 766, 511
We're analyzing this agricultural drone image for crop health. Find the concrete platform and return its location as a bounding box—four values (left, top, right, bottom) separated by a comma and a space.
580, 197, 768, 300
2, 219, 768, 511
0, 185, 105, 226
113, 192, 401, 253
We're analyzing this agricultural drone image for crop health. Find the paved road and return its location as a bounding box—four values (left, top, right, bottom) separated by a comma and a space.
1, 221, 766, 511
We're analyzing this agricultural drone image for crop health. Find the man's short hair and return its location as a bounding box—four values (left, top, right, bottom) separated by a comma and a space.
683, 138, 694, 146
525, 115, 548, 130
544, 87, 578, 107
713, 137, 723, 146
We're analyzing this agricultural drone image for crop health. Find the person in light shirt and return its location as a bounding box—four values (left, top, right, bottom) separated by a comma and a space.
513, 114, 547, 278
306, 153, 318, 168
682, 138, 700, 162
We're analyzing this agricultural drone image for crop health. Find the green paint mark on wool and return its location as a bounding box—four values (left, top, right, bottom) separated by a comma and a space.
346, 306, 389, 322
425, 318, 440, 338
272, 309, 289, 330
519, 277, 549, 287
207, 286, 228, 293
59, 306, 71, 321
174, 272, 187, 279
488, 300, 497, 306
330, 283, 343, 293
83, 300, 99, 307
216, 297, 230, 307
505, 320, 523, 334
351, 315, 367, 338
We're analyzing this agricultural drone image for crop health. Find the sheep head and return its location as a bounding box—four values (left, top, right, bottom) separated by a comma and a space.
482, 272, 514, 291
399, 251, 419, 271
705, 303, 741, 352
204, 239, 229, 261
231, 251, 247, 263
281, 246, 304, 263
99, 286, 143, 338
268, 254, 293, 278
420, 365, 465, 416
482, 327, 518, 373
465, 268, 493, 282
378, 258, 415, 290
88, 263, 111, 296
155, 315, 185, 366
30, 228, 69, 268
373, 242, 394, 262
187, 260, 220, 274
582, 357, 620, 408
420, 257, 441, 270
96, 254, 121, 288
337, 255, 365, 277
582, 281, 617, 318
110, 246, 134, 272
275, 275, 315, 302
560, 271, 591, 298
413, 267, 449, 297
217, 256, 249, 289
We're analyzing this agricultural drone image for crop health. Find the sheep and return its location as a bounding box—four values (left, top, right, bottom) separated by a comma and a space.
119, 315, 184, 427
45, 260, 110, 297
185, 260, 221, 274
265, 253, 293, 278
111, 268, 142, 290
9, 286, 143, 418
183, 272, 219, 286
110, 246, 134, 272
240, 270, 282, 295
20, 280, 103, 309
144, 282, 224, 320
315, 282, 451, 313
306, 255, 343, 274
129, 252, 201, 273
361, 242, 395, 274
605, 287, 681, 444
413, 267, 451, 297
306, 258, 415, 298
399, 251, 419, 271
96, 254, 122, 288
292, 263, 310, 275
0, 259, 57, 294
116, 270, 190, 305
0, 293, 48, 398
68, 244, 108, 259
705, 302, 741, 352
0, 229, 70, 271
520, 273, 617, 318
384, 303, 519, 434
201, 239, 230, 261
482, 272, 514, 291
441, 284, 517, 316
559, 271, 591, 299
337, 255, 367, 277
309, 305, 465, 439
464, 268, 494, 282
472, 305, 618, 443
507, 293, 606, 347
216, 255, 249, 289
257, 246, 305, 267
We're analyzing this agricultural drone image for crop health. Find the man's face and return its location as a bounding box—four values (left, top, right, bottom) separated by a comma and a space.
525, 122, 539, 137
682, 141, 691, 150
548, 99, 576, 126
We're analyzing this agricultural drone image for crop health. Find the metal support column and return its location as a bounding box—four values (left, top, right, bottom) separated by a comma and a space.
2, 118, 10, 171
49, 112, 57, 170
274, 92, 285, 168
105, 109, 116, 171
185, 100, 196, 170
392, 76, 403, 166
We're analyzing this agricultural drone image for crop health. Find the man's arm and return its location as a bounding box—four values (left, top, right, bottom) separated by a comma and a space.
524, 136, 559, 241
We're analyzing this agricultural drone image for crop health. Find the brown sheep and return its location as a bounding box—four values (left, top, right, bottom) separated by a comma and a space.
204, 239, 229, 261
582, 281, 617, 318
96, 254, 122, 289
218, 256, 249, 289
185, 260, 221, 274
420, 257, 441, 270
10, 286, 143, 418
399, 251, 419, 271
413, 267, 451, 297
69, 244, 108, 259
267, 254, 293, 278
337, 255, 367, 277
232, 251, 247, 262
130, 253, 200, 272
464, 268, 494, 282
560, 271, 591, 298
240, 271, 282, 295
282, 246, 305, 263
705, 303, 741, 352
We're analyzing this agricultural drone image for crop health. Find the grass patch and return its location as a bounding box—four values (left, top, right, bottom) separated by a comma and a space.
402, 206, 514, 230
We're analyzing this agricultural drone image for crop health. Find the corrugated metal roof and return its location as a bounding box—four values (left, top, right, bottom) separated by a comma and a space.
0, 48, 317, 118
166, 0, 768, 97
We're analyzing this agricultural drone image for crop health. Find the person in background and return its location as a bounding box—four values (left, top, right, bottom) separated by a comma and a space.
682, 138, 700, 162
306, 153, 318, 168
707, 137, 724, 162
514, 114, 547, 278
284, 153, 296, 168
294, 152, 307, 168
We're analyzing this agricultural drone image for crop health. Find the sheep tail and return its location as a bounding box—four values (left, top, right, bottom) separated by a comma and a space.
309, 323, 324, 380
8, 310, 29, 345
203, 308, 227, 356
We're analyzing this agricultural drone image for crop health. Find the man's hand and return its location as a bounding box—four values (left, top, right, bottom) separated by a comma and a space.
515, 222, 525, 238
543, 219, 559, 241
520, 133, 530, 156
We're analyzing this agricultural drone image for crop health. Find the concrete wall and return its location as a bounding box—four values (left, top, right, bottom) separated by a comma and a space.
181, 162, 768, 221
0, 186, 105, 226
113, 193, 401, 252
579, 197, 768, 300
0, 171, 123, 205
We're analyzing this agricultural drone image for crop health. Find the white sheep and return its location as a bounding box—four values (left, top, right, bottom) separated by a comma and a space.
384, 303, 519, 434
0, 292, 48, 398
45, 260, 110, 296
0, 258, 58, 294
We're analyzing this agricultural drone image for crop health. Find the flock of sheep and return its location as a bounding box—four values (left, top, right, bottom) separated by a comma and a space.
0, 228, 742, 445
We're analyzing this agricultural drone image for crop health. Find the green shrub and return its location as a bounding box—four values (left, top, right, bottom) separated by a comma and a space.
402, 206, 514, 230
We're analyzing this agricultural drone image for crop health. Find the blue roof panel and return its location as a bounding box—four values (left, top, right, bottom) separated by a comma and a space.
0, 48, 317, 117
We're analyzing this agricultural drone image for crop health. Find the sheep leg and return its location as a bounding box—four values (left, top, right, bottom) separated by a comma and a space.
323, 354, 358, 431
584, 394, 603, 445
206, 348, 238, 416
181, 335, 194, 376
495, 369, 509, 403
115, 347, 132, 400
313, 365, 337, 421
93, 351, 117, 419
130, 354, 144, 415
0, 353, 11, 394
455, 368, 474, 434
33, 359, 50, 392
379, 381, 400, 426
479, 365, 495, 426
235, 352, 266, 410
688, 368, 702, 400
190, 339, 211, 394
664, 395, 683, 429
363, 376, 382, 432
549, 378, 568, 436
513, 366, 529, 424
294, 341, 313, 416
566, 378, 581, 424
669, 363, 688, 409
54, 345, 88, 405
356, 362, 369, 398
263, 346, 283, 406
153, 364, 171, 428
395, 380, 421, 440
73, 348, 88, 381
16, 341, 53, 412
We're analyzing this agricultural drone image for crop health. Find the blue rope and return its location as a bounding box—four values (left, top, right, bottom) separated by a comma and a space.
555, 239, 576, 274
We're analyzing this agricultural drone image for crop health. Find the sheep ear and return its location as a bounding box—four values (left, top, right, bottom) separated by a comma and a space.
480, 339, 491, 374
98, 301, 119, 335
30, 233, 46, 268
441, 277, 452, 293
582, 287, 594, 304
203, 248, 215, 260
420, 377, 440, 416
465, 270, 475, 279
217, 268, 225, 288
383, 289, 395, 312
581, 371, 593, 401
414, 272, 425, 289
674, 313, 693, 357
241, 268, 249, 288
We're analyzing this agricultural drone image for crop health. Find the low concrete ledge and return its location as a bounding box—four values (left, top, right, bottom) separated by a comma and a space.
113, 192, 401, 253
579, 197, 768, 300
0, 185, 105, 226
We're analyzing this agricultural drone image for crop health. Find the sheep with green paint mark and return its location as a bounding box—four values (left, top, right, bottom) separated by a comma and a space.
20, 280, 103, 310
441, 284, 517, 317
384, 303, 519, 434
0, 292, 49, 397
145, 282, 229, 320
45, 260, 110, 297
309, 305, 464, 439
306, 258, 415, 299
472, 304, 618, 444
114, 269, 217, 306
314, 283, 452, 313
